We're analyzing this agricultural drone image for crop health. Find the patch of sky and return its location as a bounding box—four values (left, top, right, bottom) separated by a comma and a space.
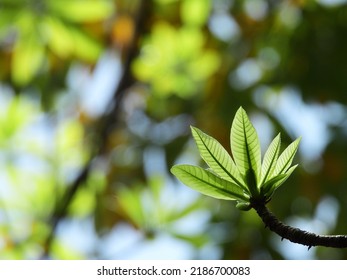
317, 0, 347, 7
244, 0, 268, 21
209, 12, 240, 42
229, 59, 263, 90
253, 85, 347, 169
67, 51, 122, 117
274, 195, 339, 259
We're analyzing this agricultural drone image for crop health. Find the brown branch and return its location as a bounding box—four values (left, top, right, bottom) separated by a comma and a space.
42, 0, 152, 258
252, 200, 347, 249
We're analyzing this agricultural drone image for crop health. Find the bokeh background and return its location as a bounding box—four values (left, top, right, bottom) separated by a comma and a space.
1, 0, 347, 260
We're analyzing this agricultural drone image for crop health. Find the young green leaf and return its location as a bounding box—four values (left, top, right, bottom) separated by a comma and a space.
170, 165, 248, 201
271, 164, 298, 193
230, 107, 261, 182
236, 202, 252, 211
191, 126, 247, 191
260, 133, 281, 186
260, 173, 287, 197
273, 137, 301, 176
262, 164, 298, 199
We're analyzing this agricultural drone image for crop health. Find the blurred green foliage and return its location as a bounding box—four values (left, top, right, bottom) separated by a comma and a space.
1, 0, 347, 260
0, 0, 113, 85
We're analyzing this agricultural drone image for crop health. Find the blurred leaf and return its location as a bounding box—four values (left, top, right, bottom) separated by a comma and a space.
68, 188, 95, 217
181, 0, 211, 27
117, 187, 145, 228
69, 27, 103, 61
11, 31, 45, 85
171, 232, 209, 248
148, 174, 163, 202
42, 17, 75, 58
51, 240, 84, 260
0, 0, 113, 86
133, 23, 220, 97
188, 50, 220, 80
0, 95, 36, 145
69, 171, 107, 217
165, 199, 204, 223
56, 119, 88, 168
48, 0, 114, 22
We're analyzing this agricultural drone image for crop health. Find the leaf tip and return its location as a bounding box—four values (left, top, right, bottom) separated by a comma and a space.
237, 106, 246, 114
170, 165, 179, 175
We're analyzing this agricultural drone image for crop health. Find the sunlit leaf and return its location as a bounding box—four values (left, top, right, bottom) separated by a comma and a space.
230, 107, 261, 181
188, 50, 221, 80
260, 133, 281, 185
51, 240, 84, 260
48, 0, 114, 22
172, 107, 300, 209
42, 16, 75, 58
273, 137, 301, 176
117, 187, 145, 228
0, 95, 35, 141
171, 164, 247, 201
271, 164, 298, 193
191, 126, 246, 190
11, 32, 45, 85
68, 188, 95, 217
260, 173, 287, 197
181, 0, 211, 26
170, 232, 209, 248
70, 27, 103, 61
148, 175, 163, 202
133, 22, 220, 98
165, 199, 204, 223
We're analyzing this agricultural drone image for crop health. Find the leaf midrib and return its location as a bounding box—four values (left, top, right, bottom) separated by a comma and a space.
242, 115, 254, 175
276, 148, 296, 175
197, 131, 248, 192
184, 168, 247, 200
261, 140, 280, 186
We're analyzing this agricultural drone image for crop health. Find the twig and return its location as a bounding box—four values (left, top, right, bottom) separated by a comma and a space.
252, 200, 347, 248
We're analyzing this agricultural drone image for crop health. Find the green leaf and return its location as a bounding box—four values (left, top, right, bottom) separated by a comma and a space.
245, 168, 258, 196
43, 17, 75, 58
191, 126, 247, 191
171, 165, 248, 201
117, 187, 145, 228
170, 232, 209, 248
260, 173, 287, 197
181, 0, 211, 27
11, 28, 45, 85
274, 137, 301, 176
230, 107, 261, 183
271, 164, 298, 192
165, 199, 204, 223
262, 165, 298, 199
236, 202, 252, 211
260, 133, 281, 185
70, 27, 103, 61
48, 0, 114, 22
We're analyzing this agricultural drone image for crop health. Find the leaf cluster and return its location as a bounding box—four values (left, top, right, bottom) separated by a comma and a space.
171, 107, 300, 210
